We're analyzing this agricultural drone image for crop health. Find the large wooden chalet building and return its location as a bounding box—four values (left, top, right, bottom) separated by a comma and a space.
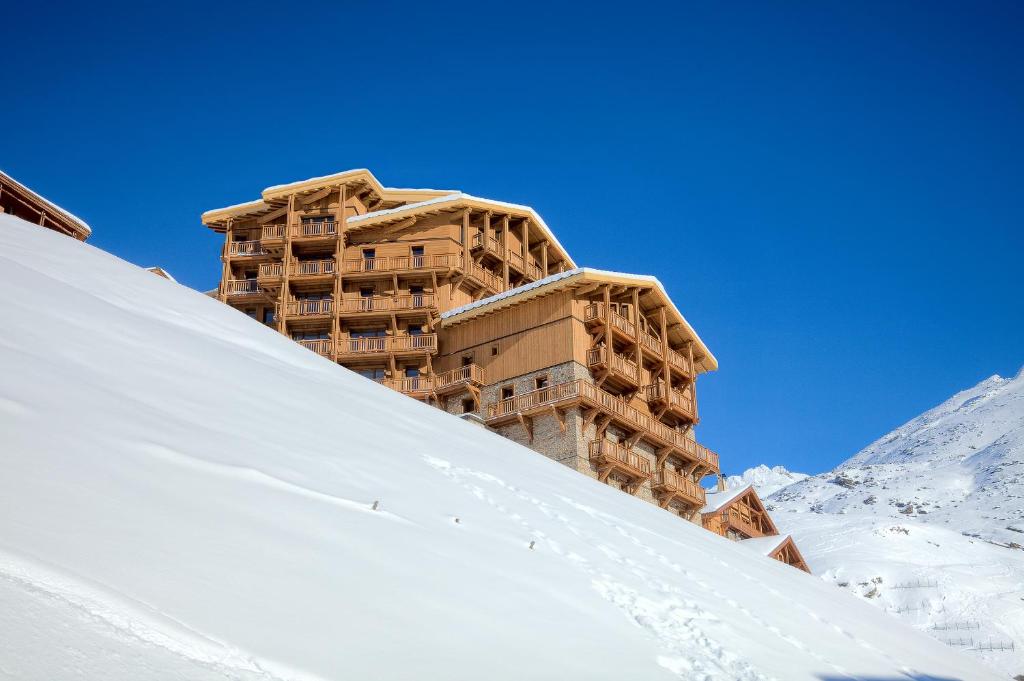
202, 168, 808, 572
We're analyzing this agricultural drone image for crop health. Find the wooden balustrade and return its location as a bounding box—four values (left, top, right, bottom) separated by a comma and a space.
639, 332, 662, 355
719, 510, 765, 538
342, 254, 460, 274
295, 338, 332, 356
588, 439, 651, 477
258, 262, 283, 279
291, 221, 336, 238
291, 259, 335, 276
286, 299, 333, 316
526, 260, 543, 280
434, 364, 484, 391
228, 240, 265, 256
226, 279, 262, 296
340, 294, 436, 313
507, 249, 524, 271
340, 334, 437, 355
586, 347, 640, 383
261, 224, 286, 240
666, 347, 693, 376
652, 469, 706, 506
644, 382, 696, 419
466, 260, 503, 291
471, 233, 502, 253
376, 376, 434, 395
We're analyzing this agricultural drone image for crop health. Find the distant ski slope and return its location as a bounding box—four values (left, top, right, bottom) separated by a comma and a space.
0, 214, 996, 681
765, 369, 1024, 678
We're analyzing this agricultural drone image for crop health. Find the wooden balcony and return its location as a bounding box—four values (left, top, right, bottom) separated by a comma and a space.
643, 382, 696, 422
464, 260, 503, 292
290, 259, 335, 278
526, 260, 544, 281
260, 224, 287, 249
225, 279, 265, 298
291, 221, 337, 241
338, 334, 437, 357
341, 254, 460, 275
586, 346, 640, 390
295, 338, 332, 356
588, 439, 651, 492
228, 240, 266, 257
471, 233, 502, 256
651, 468, 706, 509
257, 262, 284, 289
710, 509, 768, 539
666, 347, 693, 378
485, 379, 719, 473
583, 303, 637, 337
376, 376, 433, 399
507, 249, 525, 272
285, 299, 333, 318
339, 294, 437, 316
434, 364, 484, 395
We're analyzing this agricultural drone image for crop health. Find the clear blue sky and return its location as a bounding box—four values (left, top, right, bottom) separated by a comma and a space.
3, 1, 1021, 475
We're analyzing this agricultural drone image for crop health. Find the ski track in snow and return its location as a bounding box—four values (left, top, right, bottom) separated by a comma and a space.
135, 442, 411, 524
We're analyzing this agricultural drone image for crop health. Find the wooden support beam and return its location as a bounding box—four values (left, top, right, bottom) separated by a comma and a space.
582, 407, 599, 430
219, 218, 233, 302
299, 186, 332, 206
659, 307, 670, 388
631, 287, 643, 383
501, 215, 510, 290
595, 414, 612, 439
521, 218, 529, 270
656, 447, 673, 468
624, 431, 643, 448
540, 240, 548, 277
550, 405, 566, 433
517, 413, 534, 443
258, 206, 288, 224
461, 209, 471, 269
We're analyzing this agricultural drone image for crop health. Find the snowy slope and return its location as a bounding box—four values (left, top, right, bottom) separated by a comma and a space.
726, 465, 808, 497
0, 214, 998, 681
769, 371, 1024, 678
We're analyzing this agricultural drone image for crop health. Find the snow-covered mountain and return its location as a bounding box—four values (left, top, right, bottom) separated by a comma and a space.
769, 370, 1024, 678
726, 464, 808, 497
0, 213, 997, 680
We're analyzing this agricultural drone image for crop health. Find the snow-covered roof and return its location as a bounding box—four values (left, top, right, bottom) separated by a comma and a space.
701, 484, 753, 514
347, 191, 576, 268
441, 267, 718, 372
145, 267, 177, 283
0, 169, 92, 236
739, 534, 791, 557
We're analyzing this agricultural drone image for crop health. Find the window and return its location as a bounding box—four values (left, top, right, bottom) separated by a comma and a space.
461, 355, 473, 367
360, 287, 375, 298
262, 308, 275, 325
461, 398, 475, 414
410, 284, 424, 307
245, 309, 258, 319
358, 368, 386, 379
500, 385, 514, 401
363, 248, 376, 270
535, 375, 549, 390
407, 324, 423, 336
411, 245, 425, 258
491, 346, 499, 356
362, 248, 375, 259
350, 328, 387, 339
404, 367, 420, 378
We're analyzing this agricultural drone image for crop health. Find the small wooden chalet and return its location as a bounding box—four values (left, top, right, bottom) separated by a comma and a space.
0, 170, 91, 241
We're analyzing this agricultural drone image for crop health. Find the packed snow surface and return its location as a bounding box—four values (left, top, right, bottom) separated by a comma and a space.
0, 215, 999, 680
768, 370, 1024, 678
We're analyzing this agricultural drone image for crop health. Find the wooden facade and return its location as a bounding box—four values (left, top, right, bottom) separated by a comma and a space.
0, 170, 90, 241
702, 485, 810, 572
203, 168, 806, 568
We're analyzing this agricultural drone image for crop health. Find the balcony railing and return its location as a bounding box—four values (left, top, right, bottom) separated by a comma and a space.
526, 260, 543, 281
261, 224, 286, 240
340, 334, 438, 355
340, 294, 436, 314
652, 469, 706, 506
583, 303, 637, 337
258, 262, 283, 279
586, 347, 641, 384
341, 254, 460, 274
434, 364, 484, 392
286, 299, 333, 316
291, 221, 337, 239
295, 338, 332, 356
639, 332, 663, 355
588, 439, 651, 478
226, 279, 262, 296
485, 379, 718, 470
228, 240, 266, 256
465, 260, 503, 292
471, 233, 502, 253
718, 510, 765, 539
507, 249, 524, 271
376, 376, 433, 396
291, 259, 335, 276
643, 383, 695, 419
